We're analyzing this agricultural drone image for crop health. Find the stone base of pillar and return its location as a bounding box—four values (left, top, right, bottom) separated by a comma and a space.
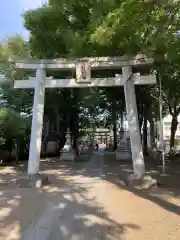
60, 150, 76, 161
124, 174, 157, 190
16, 174, 50, 188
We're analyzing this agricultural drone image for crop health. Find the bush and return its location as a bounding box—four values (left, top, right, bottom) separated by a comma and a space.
0, 108, 30, 161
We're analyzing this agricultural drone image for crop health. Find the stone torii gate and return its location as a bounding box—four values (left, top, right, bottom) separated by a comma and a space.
14, 55, 156, 179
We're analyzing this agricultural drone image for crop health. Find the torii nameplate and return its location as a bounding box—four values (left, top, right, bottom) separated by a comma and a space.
76, 61, 91, 83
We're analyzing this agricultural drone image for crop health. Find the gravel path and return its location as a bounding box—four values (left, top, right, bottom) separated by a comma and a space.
0, 152, 180, 239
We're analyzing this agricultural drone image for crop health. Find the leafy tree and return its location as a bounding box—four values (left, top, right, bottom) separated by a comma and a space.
0, 108, 27, 138
90, 1, 180, 56
23, 1, 109, 143
159, 58, 180, 151
89, 0, 180, 151
0, 35, 33, 115
22, 0, 180, 153
0, 108, 30, 159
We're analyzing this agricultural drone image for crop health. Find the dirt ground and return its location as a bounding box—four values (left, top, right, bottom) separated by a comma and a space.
0, 153, 180, 240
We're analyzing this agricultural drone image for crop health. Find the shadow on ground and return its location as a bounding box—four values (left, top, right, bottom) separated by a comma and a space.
103, 154, 180, 216
1, 151, 180, 239
0, 157, 140, 240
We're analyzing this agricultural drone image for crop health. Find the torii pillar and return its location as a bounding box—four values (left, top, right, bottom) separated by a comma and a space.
28, 68, 46, 174
123, 66, 145, 177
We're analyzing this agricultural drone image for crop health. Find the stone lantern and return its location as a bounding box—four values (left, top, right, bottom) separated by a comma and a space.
60, 128, 76, 161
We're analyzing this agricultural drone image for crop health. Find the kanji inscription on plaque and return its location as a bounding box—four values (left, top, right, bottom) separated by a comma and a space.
76, 61, 91, 83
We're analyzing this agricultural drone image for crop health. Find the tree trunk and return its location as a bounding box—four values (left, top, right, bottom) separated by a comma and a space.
70, 90, 80, 149
143, 112, 148, 156
120, 112, 124, 131
70, 112, 79, 149
59, 114, 67, 150
149, 119, 155, 147
170, 115, 178, 151
56, 113, 60, 134
113, 122, 117, 150
112, 100, 117, 150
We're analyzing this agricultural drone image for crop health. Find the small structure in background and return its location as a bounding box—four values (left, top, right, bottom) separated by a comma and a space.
160, 114, 180, 153
60, 128, 76, 161
116, 129, 131, 161
79, 127, 110, 147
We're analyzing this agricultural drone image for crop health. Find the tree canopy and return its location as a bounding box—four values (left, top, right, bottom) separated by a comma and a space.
1, 0, 180, 158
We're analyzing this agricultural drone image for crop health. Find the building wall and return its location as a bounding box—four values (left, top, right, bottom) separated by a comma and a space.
163, 115, 180, 140
124, 115, 180, 140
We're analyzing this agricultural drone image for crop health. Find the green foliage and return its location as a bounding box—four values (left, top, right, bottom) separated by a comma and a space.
90, 1, 180, 55
0, 108, 29, 138
0, 0, 177, 149
159, 58, 180, 116
0, 35, 33, 115
0, 137, 5, 147
23, 1, 94, 58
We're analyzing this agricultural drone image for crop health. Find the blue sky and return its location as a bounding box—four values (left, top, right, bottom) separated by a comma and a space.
0, 0, 42, 40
